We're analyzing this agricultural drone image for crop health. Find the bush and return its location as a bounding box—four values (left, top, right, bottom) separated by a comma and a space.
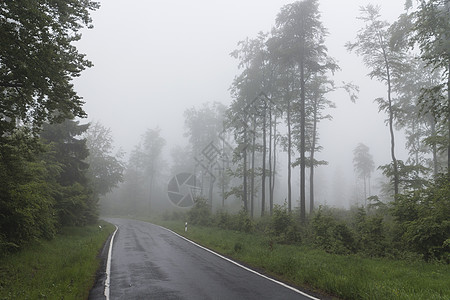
352, 208, 388, 257
391, 174, 450, 262
215, 210, 233, 230
312, 206, 356, 255
232, 209, 254, 233
187, 197, 212, 226
269, 204, 301, 243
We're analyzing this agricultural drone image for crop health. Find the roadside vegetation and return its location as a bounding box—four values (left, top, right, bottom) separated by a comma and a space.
151, 183, 450, 299
0, 221, 114, 300
164, 223, 449, 300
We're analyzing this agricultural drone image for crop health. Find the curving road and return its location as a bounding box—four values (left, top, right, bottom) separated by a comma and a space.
91, 218, 319, 300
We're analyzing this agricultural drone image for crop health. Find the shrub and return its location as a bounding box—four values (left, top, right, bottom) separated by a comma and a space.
312, 206, 356, 254
215, 210, 233, 230
269, 204, 301, 243
352, 208, 388, 257
232, 209, 254, 233
391, 173, 450, 262
187, 197, 212, 226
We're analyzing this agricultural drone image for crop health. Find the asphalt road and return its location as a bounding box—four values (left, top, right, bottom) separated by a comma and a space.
92, 218, 318, 300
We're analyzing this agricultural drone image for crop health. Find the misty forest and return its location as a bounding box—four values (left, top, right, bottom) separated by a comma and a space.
1, 0, 449, 272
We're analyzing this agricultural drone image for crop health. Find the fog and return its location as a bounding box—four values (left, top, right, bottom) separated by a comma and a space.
73, 0, 409, 211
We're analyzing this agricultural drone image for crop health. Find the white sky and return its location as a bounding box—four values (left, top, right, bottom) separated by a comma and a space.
74, 0, 407, 207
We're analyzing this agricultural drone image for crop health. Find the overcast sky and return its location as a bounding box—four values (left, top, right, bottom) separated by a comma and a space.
74, 0, 407, 206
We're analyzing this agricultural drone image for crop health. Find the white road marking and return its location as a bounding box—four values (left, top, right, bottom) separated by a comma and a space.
159, 225, 320, 300
104, 225, 118, 300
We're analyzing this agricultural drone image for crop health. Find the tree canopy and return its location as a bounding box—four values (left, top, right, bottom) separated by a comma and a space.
0, 0, 99, 136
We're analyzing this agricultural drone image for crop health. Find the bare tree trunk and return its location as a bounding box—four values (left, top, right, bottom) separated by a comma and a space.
363, 174, 367, 206
387, 71, 399, 196
300, 60, 306, 223
271, 114, 277, 210
209, 174, 214, 210
251, 116, 256, 218
261, 103, 267, 217
149, 172, 154, 215
380, 39, 399, 196
310, 97, 318, 214
243, 126, 248, 212
447, 66, 450, 173
269, 106, 273, 215
287, 100, 292, 212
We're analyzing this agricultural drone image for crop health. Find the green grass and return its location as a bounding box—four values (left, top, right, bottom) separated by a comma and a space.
157, 220, 450, 300
0, 221, 115, 300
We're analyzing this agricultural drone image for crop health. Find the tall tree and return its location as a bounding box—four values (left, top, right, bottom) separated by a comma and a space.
274, 0, 337, 222
394, 57, 445, 175
0, 0, 99, 137
141, 128, 166, 211
184, 101, 227, 206
85, 121, 124, 197
229, 33, 272, 214
40, 119, 95, 226
353, 143, 375, 205
306, 75, 336, 213
184, 102, 227, 157
346, 4, 407, 197
409, 0, 450, 171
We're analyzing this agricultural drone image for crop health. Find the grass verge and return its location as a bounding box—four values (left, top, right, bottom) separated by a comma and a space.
157, 220, 450, 300
0, 220, 115, 300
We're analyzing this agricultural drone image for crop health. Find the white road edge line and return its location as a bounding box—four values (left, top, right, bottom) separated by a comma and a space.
158, 225, 320, 300
104, 225, 118, 300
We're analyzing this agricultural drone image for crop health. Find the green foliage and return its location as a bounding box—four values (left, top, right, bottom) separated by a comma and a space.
213, 209, 254, 233
0, 0, 99, 136
233, 209, 254, 233
391, 173, 450, 262
160, 221, 450, 300
187, 197, 213, 226
352, 208, 387, 257
269, 204, 301, 243
311, 206, 356, 255
85, 122, 124, 196
0, 0, 101, 254
0, 130, 57, 253
379, 160, 430, 193
41, 119, 97, 226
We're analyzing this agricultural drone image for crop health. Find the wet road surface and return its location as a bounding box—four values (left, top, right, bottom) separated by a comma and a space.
101, 218, 317, 300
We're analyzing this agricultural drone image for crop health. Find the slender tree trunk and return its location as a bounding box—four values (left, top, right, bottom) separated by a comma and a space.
447, 66, 450, 173
300, 60, 306, 223
363, 174, 367, 206
381, 43, 399, 196
271, 114, 277, 209
222, 125, 225, 207
310, 98, 318, 214
209, 174, 214, 210
261, 103, 267, 217
387, 76, 399, 196
413, 122, 420, 166
251, 116, 256, 218
149, 172, 154, 214
269, 106, 273, 215
287, 99, 292, 212
243, 126, 248, 212
430, 117, 438, 176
